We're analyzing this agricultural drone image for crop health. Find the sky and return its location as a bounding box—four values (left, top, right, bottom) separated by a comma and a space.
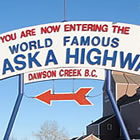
0, 0, 140, 139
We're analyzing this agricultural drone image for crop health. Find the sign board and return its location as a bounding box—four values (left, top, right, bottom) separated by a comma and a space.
0, 21, 139, 81
24, 68, 105, 83
35, 88, 93, 105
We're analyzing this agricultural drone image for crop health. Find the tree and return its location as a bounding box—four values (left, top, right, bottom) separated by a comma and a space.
33, 120, 69, 140
10, 136, 29, 140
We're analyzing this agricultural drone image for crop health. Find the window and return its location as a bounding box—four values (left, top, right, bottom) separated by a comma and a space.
137, 127, 140, 131
107, 123, 112, 131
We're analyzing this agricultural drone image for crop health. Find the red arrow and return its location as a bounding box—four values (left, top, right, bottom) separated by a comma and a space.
35, 88, 93, 105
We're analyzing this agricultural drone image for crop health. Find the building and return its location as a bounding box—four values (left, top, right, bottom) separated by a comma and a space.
87, 115, 120, 140
119, 87, 140, 139
86, 71, 140, 140
71, 134, 100, 140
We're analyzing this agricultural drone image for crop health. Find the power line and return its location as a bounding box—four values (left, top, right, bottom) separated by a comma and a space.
86, 93, 102, 98
24, 94, 34, 99
123, 73, 129, 94
24, 93, 102, 99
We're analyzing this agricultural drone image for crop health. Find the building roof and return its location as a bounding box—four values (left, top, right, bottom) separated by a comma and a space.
112, 71, 140, 98
71, 137, 78, 140
87, 115, 113, 126
76, 134, 100, 140
77, 135, 87, 140
112, 71, 140, 84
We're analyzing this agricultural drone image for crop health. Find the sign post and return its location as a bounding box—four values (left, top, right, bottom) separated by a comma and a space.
106, 70, 130, 140
3, 74, 24, 140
